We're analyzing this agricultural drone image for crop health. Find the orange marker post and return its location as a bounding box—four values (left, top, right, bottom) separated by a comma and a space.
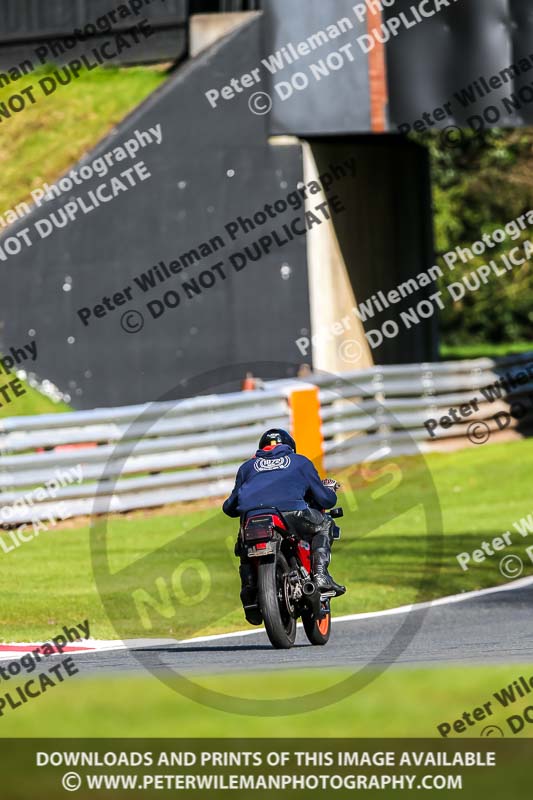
288, 385, 325, 477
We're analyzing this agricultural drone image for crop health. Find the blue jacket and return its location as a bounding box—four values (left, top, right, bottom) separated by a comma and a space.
222, 444, 337, 518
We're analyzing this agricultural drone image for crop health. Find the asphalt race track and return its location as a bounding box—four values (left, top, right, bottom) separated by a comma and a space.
73, 578, 533, 676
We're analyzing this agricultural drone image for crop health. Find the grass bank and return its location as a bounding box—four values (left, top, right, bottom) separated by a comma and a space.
0, 664, 531, 738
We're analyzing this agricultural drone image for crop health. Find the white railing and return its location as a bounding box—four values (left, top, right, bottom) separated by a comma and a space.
316, 352, 533, 469
0, 352, 531, 523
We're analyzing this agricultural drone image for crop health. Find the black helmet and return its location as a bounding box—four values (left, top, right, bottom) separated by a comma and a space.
258, 428, 296, 453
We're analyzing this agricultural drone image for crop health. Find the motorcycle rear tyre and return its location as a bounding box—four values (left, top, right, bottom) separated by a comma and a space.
302, 608, 331, 646
257, 552, 297, 649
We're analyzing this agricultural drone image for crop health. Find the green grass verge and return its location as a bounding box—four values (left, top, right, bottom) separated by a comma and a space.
0, 664, 532, 738
0, 65, 166, 217
0, 373, 71, 418
1, 439, 532, 642
440, 343, 533, 360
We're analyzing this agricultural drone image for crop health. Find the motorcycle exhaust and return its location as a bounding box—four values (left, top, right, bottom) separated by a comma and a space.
302, 580, 323, 618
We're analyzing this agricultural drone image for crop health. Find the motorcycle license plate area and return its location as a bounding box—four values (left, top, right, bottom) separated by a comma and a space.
246, 541, 276, 558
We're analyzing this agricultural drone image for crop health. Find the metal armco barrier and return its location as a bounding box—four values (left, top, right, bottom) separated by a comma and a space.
0, 353, 532, 523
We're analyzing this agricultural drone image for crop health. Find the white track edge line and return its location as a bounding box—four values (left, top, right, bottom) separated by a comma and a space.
174, 575, 533, 644
2, 576, 531, 654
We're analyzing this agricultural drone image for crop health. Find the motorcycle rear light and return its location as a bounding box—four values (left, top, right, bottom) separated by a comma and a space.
256, 542, 267, 550
244, 516, 275, 542
244, 527, 273, 542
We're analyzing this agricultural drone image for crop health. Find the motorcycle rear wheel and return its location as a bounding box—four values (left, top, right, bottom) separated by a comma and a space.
257, 552, 297, 649
302, 607, 331, 646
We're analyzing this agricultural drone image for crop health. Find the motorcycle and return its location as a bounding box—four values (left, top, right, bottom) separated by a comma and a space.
237, 502, 344, 649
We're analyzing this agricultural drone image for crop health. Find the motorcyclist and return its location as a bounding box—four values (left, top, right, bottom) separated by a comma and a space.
223, 428, 346, 625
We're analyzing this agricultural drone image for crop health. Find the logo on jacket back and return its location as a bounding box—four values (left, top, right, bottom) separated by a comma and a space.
254, 456, 291, 472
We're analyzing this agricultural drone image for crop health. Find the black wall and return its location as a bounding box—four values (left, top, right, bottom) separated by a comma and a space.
191, 1, 260, 10
309, 138, 437, 365
0, 0, 261, 71
0, 0, 188, 69
386, 0, 533, 129
261, 0, 371, 136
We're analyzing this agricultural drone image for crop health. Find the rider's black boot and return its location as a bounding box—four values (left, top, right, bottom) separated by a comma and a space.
240, 562, 263, 625
312, 546, 346, 597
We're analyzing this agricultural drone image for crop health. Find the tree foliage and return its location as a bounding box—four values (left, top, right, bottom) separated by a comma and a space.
416, 128, 533, 346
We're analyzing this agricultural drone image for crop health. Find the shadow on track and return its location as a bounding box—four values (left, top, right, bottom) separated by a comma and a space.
131, 644, 310, 654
